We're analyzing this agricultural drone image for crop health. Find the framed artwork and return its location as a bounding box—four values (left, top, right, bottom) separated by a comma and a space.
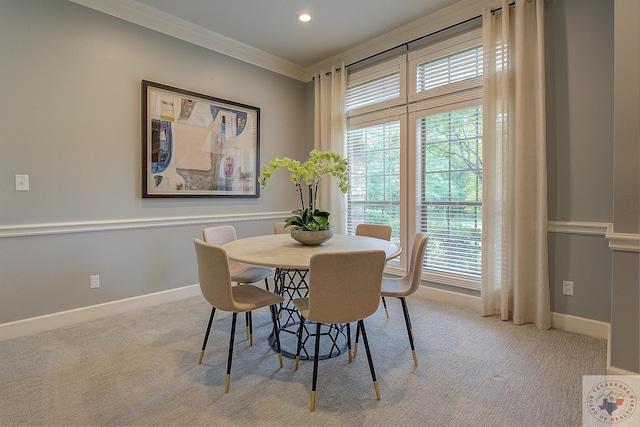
142, 80, 260, 198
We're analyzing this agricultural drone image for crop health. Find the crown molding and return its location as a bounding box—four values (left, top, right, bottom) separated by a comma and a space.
69, 0, 307, 82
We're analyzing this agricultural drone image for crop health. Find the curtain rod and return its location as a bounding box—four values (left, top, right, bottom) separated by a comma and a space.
315, 0, 527, 78
345, 13, 482, 69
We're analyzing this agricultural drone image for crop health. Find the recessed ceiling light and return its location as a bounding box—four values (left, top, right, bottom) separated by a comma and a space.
298, 14, 311, 22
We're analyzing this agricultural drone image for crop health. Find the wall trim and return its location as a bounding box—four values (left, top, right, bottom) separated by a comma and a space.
607, 366, 640, 375
68, 0, 306, 81
548, 220, 639, 252
550, 312, 610, 340
415, 286, 608, 340
547, 220, 610, 235
0, 284, 202, 342
1, 281, 613, 344
0, 211, 290, 238
415, 284, 481, 311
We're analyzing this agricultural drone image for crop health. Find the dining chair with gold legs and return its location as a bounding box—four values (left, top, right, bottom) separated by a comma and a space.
203, 225, 274, 345
353, 223, 392, 359
293, 250, 387, 412
193, 238, 284, 393
381, 232, 428, 367
355, 223, 392, 318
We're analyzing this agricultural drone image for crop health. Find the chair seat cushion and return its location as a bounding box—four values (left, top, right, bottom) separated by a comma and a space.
380, 277, 412, 298
292, 298, 309, 318
230, 263, 274, 284
231, 285, 284, 312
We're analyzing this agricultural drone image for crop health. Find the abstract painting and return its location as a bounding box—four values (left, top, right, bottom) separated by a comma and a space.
142, 80, 260, 198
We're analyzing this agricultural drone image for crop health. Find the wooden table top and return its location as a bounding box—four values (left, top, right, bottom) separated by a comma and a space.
223, 233, 401, 269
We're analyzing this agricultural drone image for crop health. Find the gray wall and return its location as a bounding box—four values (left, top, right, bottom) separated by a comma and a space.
545, 0, 614, 322
0, 0, 305, 323
611, 0, 640, 374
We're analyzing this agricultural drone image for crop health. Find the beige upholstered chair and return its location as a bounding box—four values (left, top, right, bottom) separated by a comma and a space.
203, 225, 274, 343
293, 250, 387, 412
355, 223, 392, 241
274, 222, 288, 234
355, 223, 393, 318
380, 232, 428, 367
193, 238, 284, 393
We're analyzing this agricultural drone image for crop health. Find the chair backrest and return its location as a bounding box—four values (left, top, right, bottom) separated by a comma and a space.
355, 223, 392, 241
307, 250, 386, 324
193, 238, 237, 312
202, 225, 238, 246
274, 222, 289, 234
403, 232, 429, 295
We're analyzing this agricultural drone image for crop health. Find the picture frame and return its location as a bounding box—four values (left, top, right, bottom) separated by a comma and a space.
142, 80, 260, 198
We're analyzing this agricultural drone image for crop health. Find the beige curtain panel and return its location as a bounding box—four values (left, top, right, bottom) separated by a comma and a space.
314, 64, 347, 233
481, 0, 551, 329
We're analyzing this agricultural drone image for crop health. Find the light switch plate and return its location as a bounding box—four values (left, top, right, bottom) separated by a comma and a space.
15, 175, 29, 191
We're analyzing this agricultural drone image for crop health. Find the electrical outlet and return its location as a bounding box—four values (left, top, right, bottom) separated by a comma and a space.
90, 275, 100, 289
562, 280, 574, 296
15, 175, 29, 191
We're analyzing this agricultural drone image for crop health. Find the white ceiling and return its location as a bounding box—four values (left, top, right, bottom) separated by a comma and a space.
121, 0, 461, 68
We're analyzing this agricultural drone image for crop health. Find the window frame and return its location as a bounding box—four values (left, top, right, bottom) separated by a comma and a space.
345, 29, 483, 289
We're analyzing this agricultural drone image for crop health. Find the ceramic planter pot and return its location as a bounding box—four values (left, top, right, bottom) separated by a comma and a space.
290, 229, 334, 246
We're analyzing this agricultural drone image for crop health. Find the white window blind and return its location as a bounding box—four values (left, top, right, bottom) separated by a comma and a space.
418, 105, 482, 280
346, 121, 401, 251
416, 45, 483, 93
346, 71, 400, 112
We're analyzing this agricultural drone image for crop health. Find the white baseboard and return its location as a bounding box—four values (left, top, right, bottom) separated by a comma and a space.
1, 283, 612, 346
607, 366, 639, 375
549, 312, 610, 340
0, 284, 201, 342
415, 285, 609, 341
415, 285, 481, 310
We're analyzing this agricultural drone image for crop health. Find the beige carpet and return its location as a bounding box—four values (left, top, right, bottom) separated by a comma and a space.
0, 294, 606, 426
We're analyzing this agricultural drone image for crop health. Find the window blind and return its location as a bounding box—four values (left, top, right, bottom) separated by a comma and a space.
416, 45, 483, 93
418, 105, 482, 281
346, 71, 400, 112
346, 121, 401, 250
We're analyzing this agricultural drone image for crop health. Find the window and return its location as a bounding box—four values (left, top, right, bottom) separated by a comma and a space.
346, 29, 482, 290
346, 120, 401, 248
417, 105, 482, 280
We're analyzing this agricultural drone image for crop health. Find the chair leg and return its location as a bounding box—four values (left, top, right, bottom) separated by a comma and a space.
311, 322, 322, 412
225, 312, 238, 394
248, 311, 253, 346
346, 323, 352, 363
358, 319, 381, 401
295, 316, 305, 370
399, 297, 418, 367
353, 322, 360, 359
381, 296, 389, 319
269, 305, 283, 368
245, 312, 250, 341
198, 306, 216, 365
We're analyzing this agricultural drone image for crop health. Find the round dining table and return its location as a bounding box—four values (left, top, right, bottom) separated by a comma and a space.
222, 233, 401, 360
222, 233, 401, 269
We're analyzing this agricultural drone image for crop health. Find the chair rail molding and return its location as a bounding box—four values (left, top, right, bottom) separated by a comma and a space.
547, 220, 639, 252
0, 212, 291, 238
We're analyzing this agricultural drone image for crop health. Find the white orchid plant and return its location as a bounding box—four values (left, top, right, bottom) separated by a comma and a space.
259, 150, 350, 231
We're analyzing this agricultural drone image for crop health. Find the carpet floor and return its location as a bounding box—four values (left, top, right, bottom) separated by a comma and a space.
0, 295, 607, 426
